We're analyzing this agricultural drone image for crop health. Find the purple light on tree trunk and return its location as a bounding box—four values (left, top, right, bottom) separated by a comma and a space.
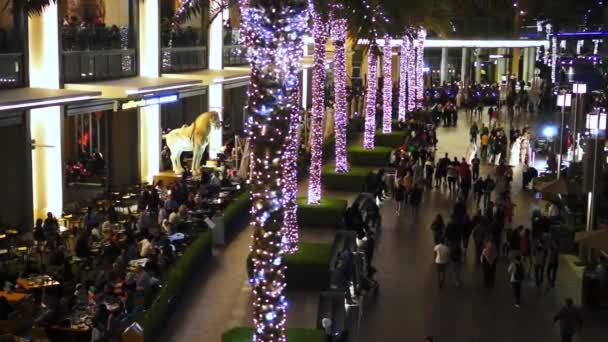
382, 36, 393, 133
407, 34, 416, 113
398, 33, 408, 122
307, 6, 328, 205
416, 29, 426, 107
364, 42, 378, 150
332, 15, 349, 173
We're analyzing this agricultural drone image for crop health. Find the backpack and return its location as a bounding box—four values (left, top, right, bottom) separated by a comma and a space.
514, 262, 524, 282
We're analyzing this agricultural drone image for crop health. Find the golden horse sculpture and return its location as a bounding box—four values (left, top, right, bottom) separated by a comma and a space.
162, 111, 221, 176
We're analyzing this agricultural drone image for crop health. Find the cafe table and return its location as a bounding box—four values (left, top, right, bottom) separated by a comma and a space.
17, 275, 60, 291
0, 290, 27, 303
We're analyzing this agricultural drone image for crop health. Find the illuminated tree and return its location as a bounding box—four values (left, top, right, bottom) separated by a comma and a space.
382, 35, 393, 133
331, 5, 349, 173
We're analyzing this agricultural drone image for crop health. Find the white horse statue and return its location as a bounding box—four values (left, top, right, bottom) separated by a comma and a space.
162, 111, 221, 176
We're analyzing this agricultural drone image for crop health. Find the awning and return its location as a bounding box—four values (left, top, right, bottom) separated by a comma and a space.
534, 178, 581, 196
0, 87, 101, 113
65, 76, 203, 99
163, 67, 250, 87
575, 227, 608, 249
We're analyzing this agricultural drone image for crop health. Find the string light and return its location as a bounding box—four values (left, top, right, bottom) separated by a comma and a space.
282, 96, 301, 255
406, 33, 416, 113
240, 0, 308, 340
307, 2, 328, 205
416, 29, 426, 107
364, 42, 378, 150
332, 10, 349, 173
397, 32, 408, 121
382, 35, 393, 133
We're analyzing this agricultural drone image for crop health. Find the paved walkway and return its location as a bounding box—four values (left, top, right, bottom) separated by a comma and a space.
163, 110, 608, 341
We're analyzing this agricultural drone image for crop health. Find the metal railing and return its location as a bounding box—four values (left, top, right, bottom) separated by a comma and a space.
161, 46, 208, 73
62, 49, 137, 83
0, 53, 25, 89
223, 45, 248, 66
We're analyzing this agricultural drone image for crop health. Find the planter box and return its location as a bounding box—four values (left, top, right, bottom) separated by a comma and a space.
375, 129, 408, 148
223, 327, 325, 342
297, 197, 348, 228
347, 146, 392, 167
321, 165, 373, 192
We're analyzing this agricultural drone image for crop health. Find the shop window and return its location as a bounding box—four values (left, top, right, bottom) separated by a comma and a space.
60, 0, 138, 83
0, 0, 27, 88
223, 4, 246, 66
161, 0, 209, 73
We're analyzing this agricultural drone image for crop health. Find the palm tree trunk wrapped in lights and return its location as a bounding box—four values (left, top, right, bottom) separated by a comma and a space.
406, 33, 416, 113
382, 35, 393, 133
331, 10, 349, 173
240, 0, 308, 340
416, 28, 426, 107
397, 32, 409, 122
363, 41, 378, 150
307, 3, 328, 205
281, 95, 301, 254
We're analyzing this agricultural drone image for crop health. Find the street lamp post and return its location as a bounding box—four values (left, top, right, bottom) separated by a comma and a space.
556, 92, 572, 179
585, 109, 606, 235
572, 83, 587, 161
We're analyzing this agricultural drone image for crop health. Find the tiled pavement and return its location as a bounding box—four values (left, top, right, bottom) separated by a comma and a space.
163, 110, 608, 341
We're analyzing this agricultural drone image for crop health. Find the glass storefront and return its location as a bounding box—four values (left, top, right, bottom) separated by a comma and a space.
161, 0, 209, 73
59, 0, 138, 83
0, 0, 27, 88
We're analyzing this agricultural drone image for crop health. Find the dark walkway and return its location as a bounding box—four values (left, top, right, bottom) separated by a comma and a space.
163, 109, 608, 341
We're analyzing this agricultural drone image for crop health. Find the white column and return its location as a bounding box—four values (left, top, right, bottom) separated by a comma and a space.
475, 48, 482, 84
440, 47, 448, 84
522, 48, 530, 83
460, 48, 468, 83
208, 83, 223, 160
208, 8, 225, 70
139, 106, 160, 184
496, 48, 506, 83
138, 0, 161, 182
527, 47, 536, 83
28, 2, 63, 220
139, 0, 160, 77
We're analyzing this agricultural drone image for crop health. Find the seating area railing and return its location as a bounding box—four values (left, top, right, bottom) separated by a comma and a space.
0, 53, 25, 89
62, 49, 137, 83
223, 45, 248, 66
161, 46, 208, 73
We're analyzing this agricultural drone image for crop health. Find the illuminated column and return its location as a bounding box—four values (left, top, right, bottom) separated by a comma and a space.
527, 47, 536, 83
440, 47, 448, 84
397, 35, 408, 121
475, 48, 482, 84
382, 36, 393, 133
139, 0, 160, 77
139, 106, 161, 184
461, 48, 468, 84
511, 47, 521, 80
28, 2, 63, 219
496, 48, 506, 83
522, 48, 529, 83
208, 83, 224, 159
208, 6, 225, 70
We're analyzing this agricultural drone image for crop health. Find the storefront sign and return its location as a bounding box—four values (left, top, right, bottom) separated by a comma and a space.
121, 94, 179, 110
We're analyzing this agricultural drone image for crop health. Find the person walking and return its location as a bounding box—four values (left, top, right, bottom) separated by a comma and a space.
481, 239, 498, 288
553, 298, 583, 342
480, 132, 489, 161
470, 122, 479, 144
471, 154, 481, 180
430, 214, 445, 245
483, 177, 495, 208
434, 239, 450, 289
508, 255, 525, 307
447, 161, 458, 193
450, 242, 463, 287
547, 240, 560, 288
533, 241, 548, 289
474, 177, 485, 208
436, 153, 450, 188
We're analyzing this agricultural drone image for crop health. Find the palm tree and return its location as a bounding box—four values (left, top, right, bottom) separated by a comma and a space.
239, 0, 308, 340
331, 3, 349, 173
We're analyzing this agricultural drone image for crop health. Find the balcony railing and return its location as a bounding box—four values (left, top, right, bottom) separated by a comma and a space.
62, 49, 137, 83
223, 45, 248, 66
0, 53, 25, 89
161, 46, 208, 73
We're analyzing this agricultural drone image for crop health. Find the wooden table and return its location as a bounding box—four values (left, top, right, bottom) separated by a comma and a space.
17, 276, 60, 291
0, 290, 27, 303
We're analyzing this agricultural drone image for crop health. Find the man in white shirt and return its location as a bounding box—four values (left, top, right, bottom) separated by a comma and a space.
434, 240, 450, 289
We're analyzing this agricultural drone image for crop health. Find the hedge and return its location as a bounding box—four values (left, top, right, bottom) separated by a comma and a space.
375, 129, 408, 148
321, 165, 373, 192
347, 145, 392, 167
224, 191, 251, 238
248, 242, 333, 290
223, 327, 326, 342
297, 197, 347, 228
138, 232, 212, 340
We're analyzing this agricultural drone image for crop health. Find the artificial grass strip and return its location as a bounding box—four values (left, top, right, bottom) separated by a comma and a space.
321, 165, 372, 192
375, 129, 408, 147
223, 327, 326, 342
347, 145, 392, 167
297, 197, 347, 228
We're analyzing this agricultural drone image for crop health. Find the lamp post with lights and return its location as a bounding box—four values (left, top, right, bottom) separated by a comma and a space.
585, 109, 606, 234
572, 83, 587, 161
556, 91, 572, 179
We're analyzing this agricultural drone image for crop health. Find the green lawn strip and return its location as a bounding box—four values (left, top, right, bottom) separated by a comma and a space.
222, 327, 325, 342
321, 165, 373, 192
347, 145, 392, 167
297, 197, 347, 228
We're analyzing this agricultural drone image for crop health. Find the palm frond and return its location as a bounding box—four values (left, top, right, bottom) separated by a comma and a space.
24, 0, 56, 16
170, 0, 239, 25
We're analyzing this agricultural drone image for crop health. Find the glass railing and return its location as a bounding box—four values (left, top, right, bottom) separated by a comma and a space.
0, 53, 25, 89
161, 46, 208, 73
62, 49, 137, 83
223, 45, 247, 66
